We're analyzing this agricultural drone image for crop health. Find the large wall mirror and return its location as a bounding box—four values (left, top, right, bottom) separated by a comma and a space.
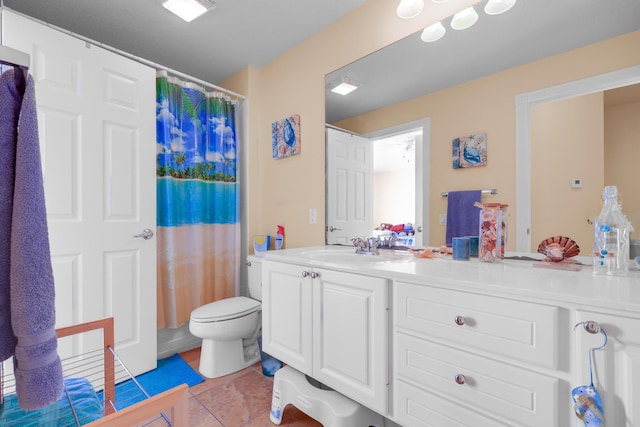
325, 0, 640, 251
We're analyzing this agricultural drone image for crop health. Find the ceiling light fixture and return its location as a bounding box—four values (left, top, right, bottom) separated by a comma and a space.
162, 0, 216, 22
484, 0, 516, 15
329, 77, 360, 96
396, 0, 425, 19
450, 6, 479, 30
421, 21, 446, 42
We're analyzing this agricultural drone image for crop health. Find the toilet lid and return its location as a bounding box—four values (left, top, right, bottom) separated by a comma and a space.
191, 296, 260, 322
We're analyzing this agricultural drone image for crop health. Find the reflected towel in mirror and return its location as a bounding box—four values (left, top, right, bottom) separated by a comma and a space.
445, 190, 482, 247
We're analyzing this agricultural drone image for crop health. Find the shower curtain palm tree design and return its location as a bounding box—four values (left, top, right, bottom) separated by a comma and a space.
156, 71, 239, 328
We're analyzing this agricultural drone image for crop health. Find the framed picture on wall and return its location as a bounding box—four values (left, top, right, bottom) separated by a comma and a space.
272, 114, 301, 159
452, 132, 487, 169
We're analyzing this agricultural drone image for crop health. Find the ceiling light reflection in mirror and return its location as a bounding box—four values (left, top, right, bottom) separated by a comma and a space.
417, 0, 517, 43
397, 0, 425, 19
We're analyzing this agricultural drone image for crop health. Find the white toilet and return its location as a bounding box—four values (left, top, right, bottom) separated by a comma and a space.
189, 256, 263, 378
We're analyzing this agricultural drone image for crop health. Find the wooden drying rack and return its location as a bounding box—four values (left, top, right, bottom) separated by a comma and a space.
1, 318, 189, 426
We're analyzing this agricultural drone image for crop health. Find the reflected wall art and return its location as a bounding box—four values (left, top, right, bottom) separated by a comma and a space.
452, 132, 487, 169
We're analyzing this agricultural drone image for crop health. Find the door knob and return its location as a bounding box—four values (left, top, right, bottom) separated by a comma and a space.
328, 225, 342, 232
133, 229, 154, 240
416, 226, 423, 232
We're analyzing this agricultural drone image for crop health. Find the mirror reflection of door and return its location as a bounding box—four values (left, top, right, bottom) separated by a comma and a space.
325, 127, 372, 245
326, 125, 426, 247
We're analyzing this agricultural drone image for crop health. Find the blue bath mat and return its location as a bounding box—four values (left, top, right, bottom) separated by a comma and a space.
98, 353, 203, 411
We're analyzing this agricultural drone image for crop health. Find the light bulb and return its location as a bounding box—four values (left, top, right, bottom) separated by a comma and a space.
484, 0, 516, 15
421, 21, 446, 42
450, 6, 479, 30
397, 0, 425, 19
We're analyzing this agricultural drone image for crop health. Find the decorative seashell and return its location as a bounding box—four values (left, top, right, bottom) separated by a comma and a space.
537, 236, 580, 261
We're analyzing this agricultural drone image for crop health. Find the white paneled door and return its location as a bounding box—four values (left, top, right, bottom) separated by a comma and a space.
3, 11, 157, 375
325, 128, 372, 245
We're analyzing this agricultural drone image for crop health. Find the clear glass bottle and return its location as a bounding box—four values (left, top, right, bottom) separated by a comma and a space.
593, 186, 630, 275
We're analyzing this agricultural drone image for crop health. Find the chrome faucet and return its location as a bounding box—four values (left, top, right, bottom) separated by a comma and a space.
351, 237, 381, 255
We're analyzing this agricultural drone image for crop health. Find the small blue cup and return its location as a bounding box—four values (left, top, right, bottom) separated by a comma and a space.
452, 237, 471, 260
465, 236, 479, 257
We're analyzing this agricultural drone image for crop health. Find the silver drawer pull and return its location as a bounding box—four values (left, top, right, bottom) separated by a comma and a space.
454, 315, 465, 326
302, 271, 309, 278
311, 271, 320, 279
454, 374, 466, 385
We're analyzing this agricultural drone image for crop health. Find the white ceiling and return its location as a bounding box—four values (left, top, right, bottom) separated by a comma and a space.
2, 0, 366, 86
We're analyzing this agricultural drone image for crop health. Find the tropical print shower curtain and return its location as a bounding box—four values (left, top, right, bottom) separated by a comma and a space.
155, 70, 240, 328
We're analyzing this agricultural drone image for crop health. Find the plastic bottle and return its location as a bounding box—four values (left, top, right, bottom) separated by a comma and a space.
275, 225, 285, 250
593, 186, 630, 275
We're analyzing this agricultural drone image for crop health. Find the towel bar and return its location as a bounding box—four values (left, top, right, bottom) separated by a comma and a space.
441, 188, 498, 197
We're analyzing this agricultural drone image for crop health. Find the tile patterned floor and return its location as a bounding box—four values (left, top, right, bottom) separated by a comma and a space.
140, 347, 322, 426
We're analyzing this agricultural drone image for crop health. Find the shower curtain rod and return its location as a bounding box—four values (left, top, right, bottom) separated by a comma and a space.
0, 7, 246, 101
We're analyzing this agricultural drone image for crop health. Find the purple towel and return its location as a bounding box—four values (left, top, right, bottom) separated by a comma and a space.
0, 69, 20, 361
0, 68, 64, 410
445, 190, 482, 247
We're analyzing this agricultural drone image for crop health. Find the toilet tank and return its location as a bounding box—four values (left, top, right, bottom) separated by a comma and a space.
247, 255, 262, 301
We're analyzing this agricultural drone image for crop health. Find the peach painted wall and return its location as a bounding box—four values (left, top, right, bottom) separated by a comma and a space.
223, 0, 640, 251
333, 29, 640, 250
605, 99, 640, 235
223, 0, 483, 250
531, 93, 603, 253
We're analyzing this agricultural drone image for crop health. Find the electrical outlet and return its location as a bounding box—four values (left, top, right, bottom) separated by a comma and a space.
309, 208, 317, 224
439, 214, 447, 226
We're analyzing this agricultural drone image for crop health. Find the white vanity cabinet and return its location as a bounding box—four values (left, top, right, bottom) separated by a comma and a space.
575, 310, 640, 427
393, 280, 565, 427
262, 261, 313, 373
262, 260, 389, 413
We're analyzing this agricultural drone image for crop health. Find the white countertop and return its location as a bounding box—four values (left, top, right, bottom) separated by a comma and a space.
258, 245, 640, 313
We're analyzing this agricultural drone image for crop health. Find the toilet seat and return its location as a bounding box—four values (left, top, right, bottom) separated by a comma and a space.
191, 296, 260, 323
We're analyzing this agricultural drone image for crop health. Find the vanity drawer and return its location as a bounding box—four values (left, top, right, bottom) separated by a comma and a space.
395, 332, 559, 427
395, 380, 516, 427
394, 281, 559, 369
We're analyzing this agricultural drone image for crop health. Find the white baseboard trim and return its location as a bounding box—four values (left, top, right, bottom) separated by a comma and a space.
157, 323, 201, 359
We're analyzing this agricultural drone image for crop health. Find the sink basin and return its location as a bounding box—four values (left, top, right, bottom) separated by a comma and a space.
297, 246, 413, 265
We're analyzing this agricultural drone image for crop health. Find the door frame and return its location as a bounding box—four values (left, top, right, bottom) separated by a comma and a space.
364, 118, 431, 247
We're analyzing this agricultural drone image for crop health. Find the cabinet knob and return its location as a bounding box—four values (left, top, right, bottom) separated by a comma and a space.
583, 320, 601, 334
246, 261, 251, 267
302, 271, 309, 278
454, 374, 466, 385
311, 271, 320, 279
454, 315, 465, 326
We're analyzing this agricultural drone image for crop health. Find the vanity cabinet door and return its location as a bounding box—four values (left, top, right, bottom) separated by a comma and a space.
262, 260, 313, 375
575, 310, 640, 427
312, 269, 388, 413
